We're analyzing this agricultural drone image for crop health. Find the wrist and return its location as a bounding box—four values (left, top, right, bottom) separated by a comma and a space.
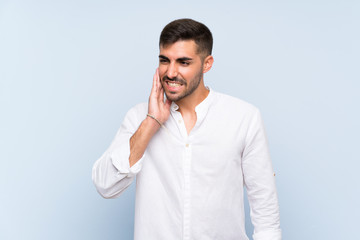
143, 116, 161, 133
146, 113, 163, 126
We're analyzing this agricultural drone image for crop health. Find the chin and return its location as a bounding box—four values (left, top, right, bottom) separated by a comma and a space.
165, 93, 179, 102
165, 92, 184, 102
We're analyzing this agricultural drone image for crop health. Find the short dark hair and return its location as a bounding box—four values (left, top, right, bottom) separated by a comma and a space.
159, 18, 213, 57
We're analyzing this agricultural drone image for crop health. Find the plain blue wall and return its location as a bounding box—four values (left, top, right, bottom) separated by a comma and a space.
1, 0, 359, 239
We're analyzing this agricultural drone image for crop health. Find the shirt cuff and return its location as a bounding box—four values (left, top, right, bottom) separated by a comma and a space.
128, 157, 143, 177
110, 139, 144, 178
253, 229, 282, 240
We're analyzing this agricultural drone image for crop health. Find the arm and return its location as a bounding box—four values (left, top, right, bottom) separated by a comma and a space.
129, 68, 171, 167
242, 109, 282, 240
92, 69, 171, 198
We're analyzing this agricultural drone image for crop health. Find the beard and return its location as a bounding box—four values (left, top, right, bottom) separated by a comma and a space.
161, 69, 203, 102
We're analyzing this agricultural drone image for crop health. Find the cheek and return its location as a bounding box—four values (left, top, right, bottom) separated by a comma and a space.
181, 67, 199, 79
158, 66, 167, 78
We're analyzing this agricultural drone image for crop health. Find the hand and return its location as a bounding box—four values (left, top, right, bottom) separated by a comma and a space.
148, 68, 171, 125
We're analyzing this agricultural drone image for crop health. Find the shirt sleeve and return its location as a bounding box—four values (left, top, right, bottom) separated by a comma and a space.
92, 104, 146, 199
242, 108, 282, 240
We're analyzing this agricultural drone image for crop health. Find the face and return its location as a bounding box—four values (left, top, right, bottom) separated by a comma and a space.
159, 40, 205, 102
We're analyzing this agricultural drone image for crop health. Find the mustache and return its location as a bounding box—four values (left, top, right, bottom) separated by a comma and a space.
162, 76, 186, 85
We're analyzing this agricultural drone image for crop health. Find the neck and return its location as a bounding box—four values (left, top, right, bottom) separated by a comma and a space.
175, 82, 209, 114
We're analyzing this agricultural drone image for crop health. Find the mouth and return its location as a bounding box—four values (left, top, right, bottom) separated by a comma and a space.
165, 81, 183, 87
164, 80, 184, 92
163, 77, 186, 92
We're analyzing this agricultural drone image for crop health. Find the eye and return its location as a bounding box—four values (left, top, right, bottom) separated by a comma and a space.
159, 59, 169, 64
181, 61, 190, 66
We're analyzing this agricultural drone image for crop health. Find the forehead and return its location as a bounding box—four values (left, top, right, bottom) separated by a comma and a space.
159, 40, 200, 58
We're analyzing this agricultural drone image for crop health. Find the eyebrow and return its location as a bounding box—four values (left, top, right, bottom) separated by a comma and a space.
159, 55, 193, 62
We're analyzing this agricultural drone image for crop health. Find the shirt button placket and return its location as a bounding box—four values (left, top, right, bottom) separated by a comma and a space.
183, 142, 191, 240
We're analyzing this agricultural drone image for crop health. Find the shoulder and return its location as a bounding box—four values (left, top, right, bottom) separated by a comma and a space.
128, 102, 148, 114
210, 90, 264, 131
122, 102, 148, 126
212, 90, 259, 116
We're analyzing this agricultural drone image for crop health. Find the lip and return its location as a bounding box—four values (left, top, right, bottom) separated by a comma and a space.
164, 80, 184, 92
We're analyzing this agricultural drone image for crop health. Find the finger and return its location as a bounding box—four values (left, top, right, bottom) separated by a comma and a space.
156, 68, 164, 99
159, 86, 164, 103
151, 69, 159, 96
165, 99, 172, 111
155, 68, 161, 91
151, 72, 157, 93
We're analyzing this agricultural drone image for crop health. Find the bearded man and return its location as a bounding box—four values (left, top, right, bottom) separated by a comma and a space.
92, 18, 281, 240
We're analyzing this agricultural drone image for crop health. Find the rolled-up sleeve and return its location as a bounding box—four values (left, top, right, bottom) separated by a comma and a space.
92, 103, 146, 199
242, 108, 282, 240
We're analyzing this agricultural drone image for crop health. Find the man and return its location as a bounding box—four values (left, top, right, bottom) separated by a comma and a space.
92, 18, 281, 240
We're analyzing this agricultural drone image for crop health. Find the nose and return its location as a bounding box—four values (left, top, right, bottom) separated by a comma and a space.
166, 62, 178, 79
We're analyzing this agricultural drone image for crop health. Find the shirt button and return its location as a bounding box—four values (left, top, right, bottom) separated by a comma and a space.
185, 143, 189, 147
178, 120, 182, 124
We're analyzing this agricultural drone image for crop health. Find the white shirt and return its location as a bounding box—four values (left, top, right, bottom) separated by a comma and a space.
92, 89, 281, 240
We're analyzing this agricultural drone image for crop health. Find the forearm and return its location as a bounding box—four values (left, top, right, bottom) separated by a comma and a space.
242, 108, 281, 239
92, 151, 135, 199
93, 68, 170, 198
129, 116, 161, 167
92, 104, 148, 199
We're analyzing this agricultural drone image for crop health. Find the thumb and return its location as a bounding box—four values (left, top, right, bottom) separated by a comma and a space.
165, 99, 172, 110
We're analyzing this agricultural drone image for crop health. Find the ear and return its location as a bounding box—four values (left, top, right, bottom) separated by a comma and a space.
202, 55, 214, 73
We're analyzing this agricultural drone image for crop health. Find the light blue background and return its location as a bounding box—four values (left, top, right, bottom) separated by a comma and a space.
1, 0, 359, 239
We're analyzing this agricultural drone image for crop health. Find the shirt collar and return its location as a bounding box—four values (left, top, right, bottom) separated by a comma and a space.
170, 87, 215, 113
170, 87, 216, 129
195, 86, 214, 114
170, 102, 179, 111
